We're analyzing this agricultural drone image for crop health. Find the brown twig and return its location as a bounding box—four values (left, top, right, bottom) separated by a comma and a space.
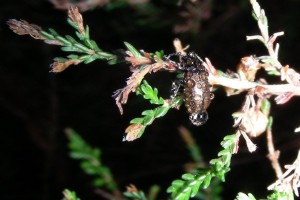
7, 19, 62, 45
113, 61, 165, 114
205, 59, 300, 103
268, 150, 300, 196
266, 119, 283, 179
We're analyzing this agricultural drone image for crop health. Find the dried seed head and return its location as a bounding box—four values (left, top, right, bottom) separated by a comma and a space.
50, 59, 82, 73
237, 55, 260, 81
242, 109, 268, 137
124, 123, 143, 141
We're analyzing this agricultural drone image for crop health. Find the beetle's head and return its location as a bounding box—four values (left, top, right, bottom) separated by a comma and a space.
189, 111, 208, 126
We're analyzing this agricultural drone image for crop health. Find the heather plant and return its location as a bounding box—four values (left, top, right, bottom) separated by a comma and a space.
7, 0, 300, 199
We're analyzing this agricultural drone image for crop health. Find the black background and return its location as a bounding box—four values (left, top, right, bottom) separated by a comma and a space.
1, 0, 300, 199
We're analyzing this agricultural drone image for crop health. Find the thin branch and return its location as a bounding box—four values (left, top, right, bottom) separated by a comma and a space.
266, 117, 283, 178
268, 150, 300, 196
206, 60, 300, 96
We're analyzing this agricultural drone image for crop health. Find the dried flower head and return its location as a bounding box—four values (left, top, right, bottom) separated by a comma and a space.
126, 184, 139, 193
7, 19, 44, 39
50, 59, 82, 73
124, 123, 144, 141
233, 95, 268, 137
237, 55, 261, 81
7, 19, 62, 45
68, 6, 85, 35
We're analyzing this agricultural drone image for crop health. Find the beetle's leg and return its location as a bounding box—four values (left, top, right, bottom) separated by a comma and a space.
163, 52, 181, 60
163, 52, 184, 71
170, 79, 184, 99
187, 51, 204, 63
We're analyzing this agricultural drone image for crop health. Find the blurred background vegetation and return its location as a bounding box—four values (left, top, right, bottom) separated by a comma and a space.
1, 0, 300, 199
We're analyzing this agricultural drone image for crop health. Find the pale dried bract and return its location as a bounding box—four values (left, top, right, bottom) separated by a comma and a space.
50, 59, 82, 73
113, 50, 165, 114
7, 19, 44, 40
7, 19, 62, 45
68, 6, 85, 35
124, 123, 143, 141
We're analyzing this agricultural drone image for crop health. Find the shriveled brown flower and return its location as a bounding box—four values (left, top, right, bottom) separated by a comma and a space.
243, 109, 268, 137
284, 66, 300, 86
125, 56, 152, 67
7, 19, 44, 39
268, 150, 300, 196
126, 184, 139, 193
233, 95, 268, 137
124, 123, 144, 141
7, 19, 62, 45
113, 50, 165, 114
50, 59, 82, 73
237, 55, 261, 81
68, 6, 85, 35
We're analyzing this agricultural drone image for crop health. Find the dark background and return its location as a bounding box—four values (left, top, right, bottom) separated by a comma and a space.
1, 0, 300, 199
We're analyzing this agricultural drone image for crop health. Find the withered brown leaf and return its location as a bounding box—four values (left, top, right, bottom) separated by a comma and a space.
7, 19, 44, 39
124, 124, 144, 141
50, 59, 82, 73
68, 6, 85, 36
7, 19, 62, 45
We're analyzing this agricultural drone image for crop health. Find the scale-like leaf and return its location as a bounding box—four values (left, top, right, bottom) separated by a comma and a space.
124, 41, 143, 58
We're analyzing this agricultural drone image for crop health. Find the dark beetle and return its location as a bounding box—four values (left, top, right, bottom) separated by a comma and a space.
165, 51, 213, 126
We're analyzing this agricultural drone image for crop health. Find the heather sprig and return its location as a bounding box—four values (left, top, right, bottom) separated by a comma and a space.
65, 128, 119, 192
62, 189, 81, 200
167, 134, 236, 200
7, 6, 117, 73
7, 0, 300, 199
124, 80, 183, 141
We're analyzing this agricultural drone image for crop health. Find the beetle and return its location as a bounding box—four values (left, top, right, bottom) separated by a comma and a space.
164, 51, 213, 126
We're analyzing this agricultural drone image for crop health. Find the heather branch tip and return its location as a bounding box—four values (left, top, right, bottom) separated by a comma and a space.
68, 6, 85, 36
7, 19, 45, 40
7, 19, 62, 45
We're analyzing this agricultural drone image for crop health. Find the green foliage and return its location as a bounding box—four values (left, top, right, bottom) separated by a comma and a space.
267, 189, 294, 200
7, 1, 297, 199
167, 134, 236, 200
121, 185, 160, 200
124, 189, 148, 200
124, 41, 143, 58
40, 24, 117, 65
127, 80, 183, 139
147, 185, 160, 200
62, 189, 81, 200
154, 50, 164, 60
184, 137, 204, 166
261, 99, 271, 115
124, 42, 164, 62
137, 80, 164, 105
65, 128, 118, 191
180, 127, 222, 200
194, 179, 222, 200
123, 185, 160, 200
250, 0, 269, 38
235, 189, 294, 200
127, 97, 181, 138
235, 192, 256, 200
